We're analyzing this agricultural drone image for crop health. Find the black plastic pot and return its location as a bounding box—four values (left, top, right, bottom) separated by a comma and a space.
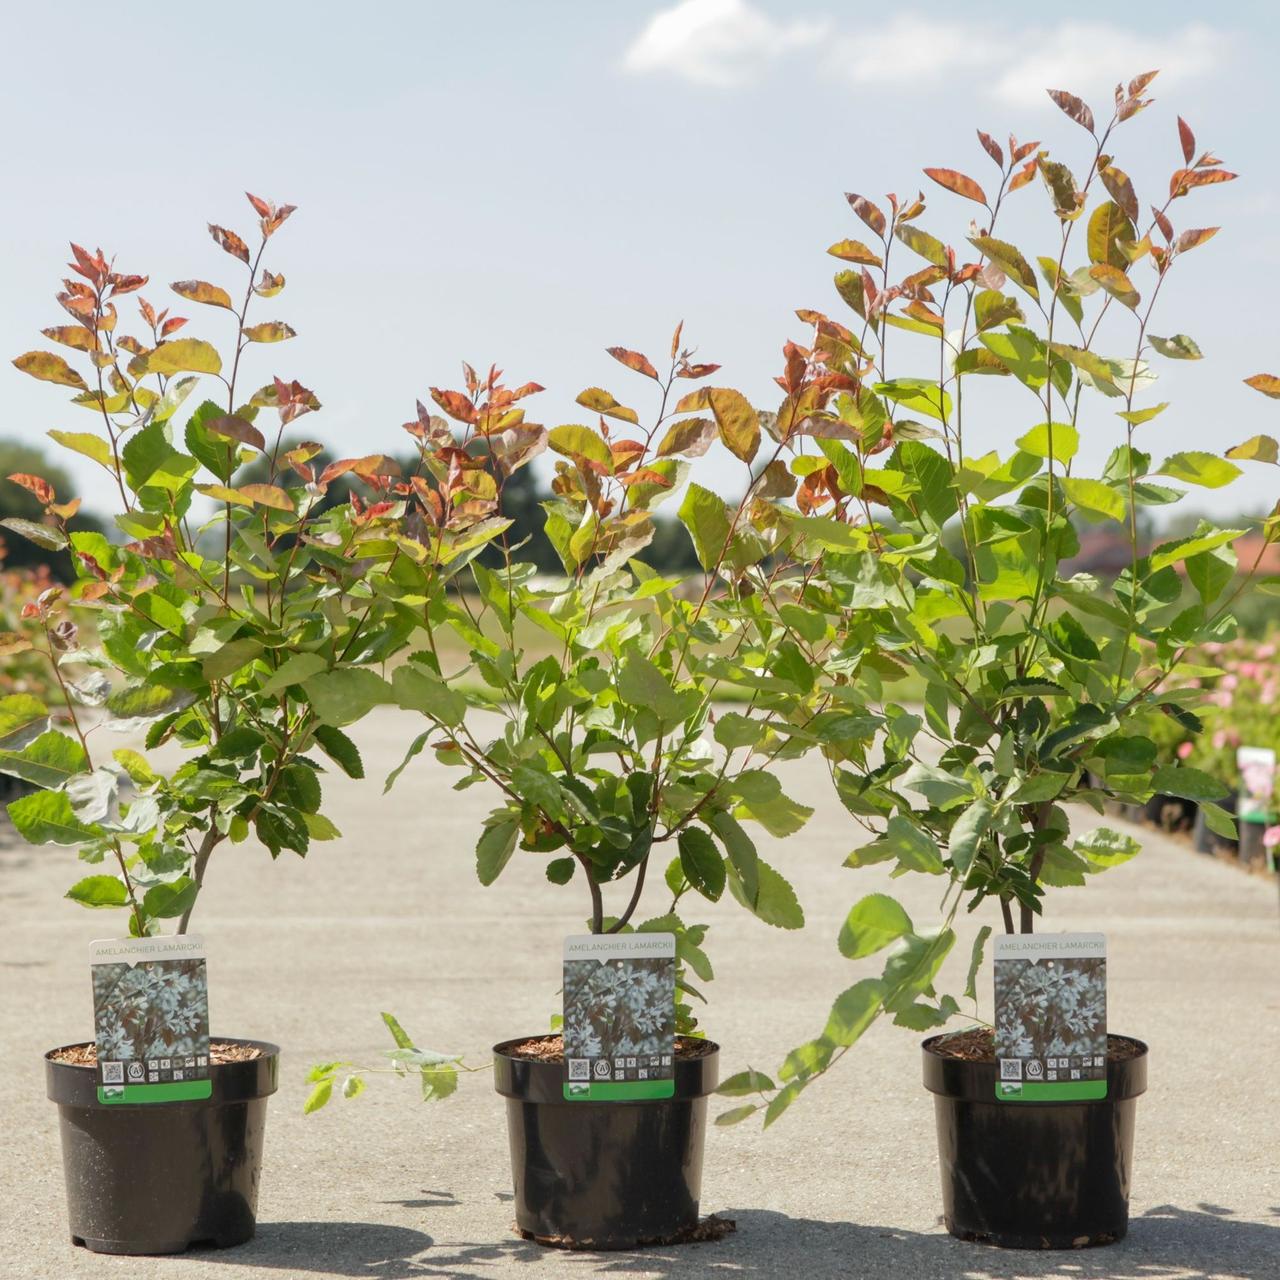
1238, 818, 1270, 869
493, 1036, 718, 1249
45, 1037, 279, 1255
922, 1034, 1148, 1250
1192, 805, 1215, 853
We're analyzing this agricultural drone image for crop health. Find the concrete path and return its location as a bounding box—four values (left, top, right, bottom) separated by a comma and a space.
2, 705, 1277, 1279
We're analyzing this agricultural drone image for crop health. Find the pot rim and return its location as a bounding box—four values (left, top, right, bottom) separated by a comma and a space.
46, 1035, 280, 1108
492, 1033, 720, 1104
921, 1031, 1148, 1104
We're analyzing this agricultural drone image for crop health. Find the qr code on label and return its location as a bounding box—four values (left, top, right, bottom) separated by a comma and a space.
999, 1059, 1023, 1081
101, 1062, 124, 1084
567, 1059, 590, 1081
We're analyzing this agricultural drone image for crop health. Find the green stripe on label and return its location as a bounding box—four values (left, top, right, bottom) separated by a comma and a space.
98, 1080, 213, 1104
996, 1080, 1108, 1102
563, 1079, 675, 1101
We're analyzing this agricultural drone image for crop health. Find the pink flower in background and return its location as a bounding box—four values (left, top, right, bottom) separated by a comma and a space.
1263, 683, 1277, 706
1221, 674, 1239, 691
1204, 642, 1224, 656
1257, 643, 1276, 660
1265, 826, 1280, 851
1177, 741, 1194, 760
1211, 690, 1234, 709
1212, 730, 1227, 750
1238, 662, 1258, 680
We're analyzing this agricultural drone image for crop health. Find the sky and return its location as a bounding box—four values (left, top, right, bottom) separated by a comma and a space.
4, 0, 1279, 524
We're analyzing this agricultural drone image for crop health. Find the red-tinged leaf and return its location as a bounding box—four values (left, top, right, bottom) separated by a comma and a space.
7, 472, 56, 505
116, 336, 147, 356
977, 130, 1003, 168
615, 468, 671, 490
670, 320, 683, 359
50, 497, 81, 519
606, 346, 659, 380
138, 297, 157, 328
160, 317, 187, 337
255, 270, 285, 298
1008, 159, 1037, 192
845, 192, 886, 237
1244, 374, 1280, 400
508, 381, 544, 402
674, 387, 712, 414
575, 387, 639, 425
241, 321, 296, 343
1151, 206, 1174, 243
69, 242, 106, 282
1174, 227, 1219, 254
1089, 263, 1140, 309
108, 274, 148, 295
923, 167, 987, 206
827, 238, 883, 266
208, 415, 266, 451
655, 416, 716, 458
171, 279, 233, 309
237, 483, 294, 512
707, 387, 760, 464
41, 325, 97, 353
677, 362, 720, 380
902, 300, 943, 328
1099, 165, 1139, 223
13, 351, 87, 390
430, 388, 478, 423
246, 192, 272, 218
1170, 169, 1237, 199
1177, 116, 1196, 165
1010, 137, 1040, 164
1047, 89, 1095, 133
208, 224, 251, 265
1129, 70, 1159, 98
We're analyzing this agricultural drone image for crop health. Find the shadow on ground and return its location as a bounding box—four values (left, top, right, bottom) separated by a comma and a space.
189, 1202, 1280, 1278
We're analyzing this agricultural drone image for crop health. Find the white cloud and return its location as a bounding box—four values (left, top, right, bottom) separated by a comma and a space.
622, 0, 828, 88
623, 6, 1234, 104
826, 16, 1233, 108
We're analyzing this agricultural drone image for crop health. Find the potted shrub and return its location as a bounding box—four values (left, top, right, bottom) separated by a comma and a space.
3, 197, 441, 1254
353, 331, 870, 1247
710, 75, 1255, 1248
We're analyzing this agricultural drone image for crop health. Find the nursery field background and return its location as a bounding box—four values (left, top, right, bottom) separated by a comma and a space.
1, 705, 1276, 1280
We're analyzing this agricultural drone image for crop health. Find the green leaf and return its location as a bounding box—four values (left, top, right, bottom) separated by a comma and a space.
616, 653, 687, 724
1148, 334, 1202, 360
476, 815, 519, 886
303, 1079, 333, 1113
963, 925, 991, 1002
948, 798, 993, 877
715, 1104, 760, 1127
66, 875, 128, 908
303, 668, 394, 727
8, 790, 103, 845
142, 877, 199, 919
391, 662, 465, 727
717, 1068, 776, 1096
259, 651, 328, 697
678, 827, 725, 902
1062, 477, 1125, 521
726, 856, 803, 929
48, 429, 113, 468
0, 693, 49, 748
145, 338, 223, 376
822, 978, 886, 1047
342, 1075, 366, 1099
112, 748, 157, 786
1200, 803, 1237, 840
1151, 765, 1230, 802
1157, 452, 1242, 489
545, 857, 576, 885
201, 637, 263, 682
0, 730, 87, 788
894, 223, 949, 268
851, 815, 944, 874
106, 682, 196, 722
312, 725, 365, 779
1015, 422, 1078, 463
969, 235, 1039, 297
1074, 827, 1142, 867
547, 424, 612, 470
838, 894, 913, 959
0, 517, 67, 551
877, 379, 951, 424
1117, 403, 1169, 426
677, 482, 732, 571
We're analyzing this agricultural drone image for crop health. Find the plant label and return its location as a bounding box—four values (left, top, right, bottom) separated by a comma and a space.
90, 935, 212, 1104
993, 932, 1106, 1103
562, 932, 676, 1101
1236, 746, 1276, 823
